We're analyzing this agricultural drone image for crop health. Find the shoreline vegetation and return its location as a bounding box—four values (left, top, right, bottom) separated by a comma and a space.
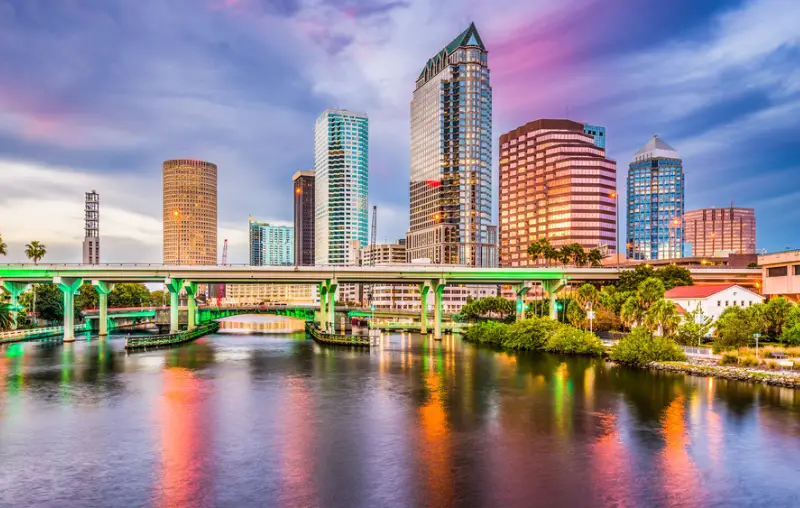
462, 316, 800, 389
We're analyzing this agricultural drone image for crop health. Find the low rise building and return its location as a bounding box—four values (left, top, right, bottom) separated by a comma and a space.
665, 284, 764, 329
758, 250, 800, 302
224, 284, 315, 306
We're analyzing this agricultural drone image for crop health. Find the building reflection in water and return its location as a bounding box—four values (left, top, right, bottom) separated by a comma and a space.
156, 367, 212, 508
277, 377, 317, 508
659, 394, 704, 504
589, 408, 634, 505
416, 336, 454, 507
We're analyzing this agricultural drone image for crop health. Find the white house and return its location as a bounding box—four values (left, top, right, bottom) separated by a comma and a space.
665, 284, 764, 332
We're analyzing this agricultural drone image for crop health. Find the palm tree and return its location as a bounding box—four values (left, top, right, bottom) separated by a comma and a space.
636, 278, 665, 312
558, 247, 572, 267
588, 248, 603, 267
0, 302, 12, 331
571, 244, 588, 267
542, 241, 559, 267
0, 234, 7, 257
25, 241, 46, 264
644, 299, 680, 336
526, 241, 542, 265
620, 296, 645, 329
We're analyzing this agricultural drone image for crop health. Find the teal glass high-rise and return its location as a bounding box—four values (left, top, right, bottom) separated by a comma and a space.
249, 218, 294, 266
314, 109, 369, 265
626, 136, 684, 260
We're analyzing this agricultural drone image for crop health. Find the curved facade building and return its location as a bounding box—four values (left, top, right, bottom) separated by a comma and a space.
163, 159, 218, 265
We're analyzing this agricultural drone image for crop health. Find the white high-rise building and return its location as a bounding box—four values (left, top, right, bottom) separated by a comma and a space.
314, 109, 369, 265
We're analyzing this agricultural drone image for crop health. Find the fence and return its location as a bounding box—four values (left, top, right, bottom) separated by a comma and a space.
125, 322, 220, 350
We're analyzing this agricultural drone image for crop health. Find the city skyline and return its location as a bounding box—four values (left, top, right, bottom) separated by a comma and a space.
1, 0, 798, 263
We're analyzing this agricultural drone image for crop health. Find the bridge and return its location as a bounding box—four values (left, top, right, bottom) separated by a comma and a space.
1, 263, 761, 342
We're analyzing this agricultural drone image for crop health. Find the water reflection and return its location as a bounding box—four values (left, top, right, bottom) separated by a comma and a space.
0, 333, 800, 506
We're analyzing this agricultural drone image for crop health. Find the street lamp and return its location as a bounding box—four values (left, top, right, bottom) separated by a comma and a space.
173, 210, 181, 264
610, 191, 620, 266
671, 217, 681, 259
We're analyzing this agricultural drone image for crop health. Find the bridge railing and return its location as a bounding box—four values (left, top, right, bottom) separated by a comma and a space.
305, 322, 370, 347
125, 322, 219, 350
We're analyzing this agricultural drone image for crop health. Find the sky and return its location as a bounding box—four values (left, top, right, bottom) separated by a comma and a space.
0, 0, 798, 264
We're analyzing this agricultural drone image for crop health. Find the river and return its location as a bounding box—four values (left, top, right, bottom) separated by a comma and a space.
1, 331, 800, 507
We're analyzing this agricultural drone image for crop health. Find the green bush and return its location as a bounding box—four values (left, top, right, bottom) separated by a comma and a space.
719, 351, 738, 365
765, 360, 780, 370
462, 321, 509, 346
544, 326, 604, 356
739, 355, 759, 367
502, 317, 558, 350
609, 327, 687, 365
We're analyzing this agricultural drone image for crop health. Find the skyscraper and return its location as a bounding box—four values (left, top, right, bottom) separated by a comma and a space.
406, 22, 495, 266
82, 190, 99, 264
314, 109, 369, 265
583, 124, 606, 149
249, 218, 294, 266
685, 206, 756, 257
626, 136, 684, 260
292, 170, 315, 266
498, 119, 617, 267
163, 159, 218, 265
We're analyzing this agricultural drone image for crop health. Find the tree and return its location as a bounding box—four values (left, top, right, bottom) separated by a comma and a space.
763, 297, 794, 338
570, 243, 588, 267
599, 285, 631, 315
75, 283, 99, 310
109, 283, 151, 308
644, 299, 680, 337
0, 234, 7, 256
0, 302, 12, 330
566, 300, 586, 328
150, 290, 167, 307
655, 264, 693, 290
675, 308, 713, 346
617, 265, 656, 292
610, 326, 686, 365
461, 296, 516, 322
637, 278, 665, 311
620, 296, 645, 329
557, 246, 572, 267
576, 284, 601, 312
714, 306, 757, 351
20, 284, 70, 324
588, 248, 603, 267
24, 241, 47, 264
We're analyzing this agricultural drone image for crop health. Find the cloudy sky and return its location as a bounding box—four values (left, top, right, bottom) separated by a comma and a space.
1, 0, 798, 263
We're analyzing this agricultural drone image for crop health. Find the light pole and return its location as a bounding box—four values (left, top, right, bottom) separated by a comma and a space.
173, 210, 181, 264
610, 191, 620, 266
671, 217, 680, 259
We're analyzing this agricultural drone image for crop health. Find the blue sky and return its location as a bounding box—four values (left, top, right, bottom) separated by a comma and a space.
0, 0, 798, 263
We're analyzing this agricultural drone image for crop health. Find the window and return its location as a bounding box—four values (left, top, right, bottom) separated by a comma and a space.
768, 266, 788, 277
795, 265, 800, 276
717, 301, 721, 307
725, 301, 729, 306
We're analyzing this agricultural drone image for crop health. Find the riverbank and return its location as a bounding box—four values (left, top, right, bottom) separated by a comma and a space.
645, 358, 800, 388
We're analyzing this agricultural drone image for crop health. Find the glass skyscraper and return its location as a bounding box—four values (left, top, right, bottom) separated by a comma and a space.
314, 109, 369, 265
626, 135, 684, 260
583, 124, 606, 149
406, 22, 496, 266
249, 218, 294, 266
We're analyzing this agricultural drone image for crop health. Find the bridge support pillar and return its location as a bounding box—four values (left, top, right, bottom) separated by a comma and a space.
165, 278, 184, 334
431, 279, 445, 341
317, 283, 328, 328
325, 279, 338, 332
418, 282, 430, 335
513, 283, 530, 322
542, 278, 567, 320
54, 277, 83, 342
1, 281, 29, 330
92, 281, 115, 336
184, 282, 198, 330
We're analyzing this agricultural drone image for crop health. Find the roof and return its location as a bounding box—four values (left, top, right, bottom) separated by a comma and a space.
418, 22, 485, 81
674, 303, 687, 314
665, 284, 761, 299
633, 135, 679, 160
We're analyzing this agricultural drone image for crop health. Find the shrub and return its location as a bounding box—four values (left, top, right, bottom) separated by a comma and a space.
502, 317, 559, 350
609, 327, 687, 365
765, 360, 780, 370
719, 351, 738, 365
739, 355, 760, 367
544, 326, 604, 356
462, 321, 509, 346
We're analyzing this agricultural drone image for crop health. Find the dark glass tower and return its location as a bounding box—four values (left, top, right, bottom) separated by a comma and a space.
292, 170, 315, 265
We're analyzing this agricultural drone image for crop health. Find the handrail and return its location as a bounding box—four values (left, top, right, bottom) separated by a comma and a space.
305, 322, 370, 347
125, 322, 219, 350
0, 324, 86, 342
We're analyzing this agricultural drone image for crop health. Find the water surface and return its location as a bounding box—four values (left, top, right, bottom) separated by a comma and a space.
2, 331, 800, 507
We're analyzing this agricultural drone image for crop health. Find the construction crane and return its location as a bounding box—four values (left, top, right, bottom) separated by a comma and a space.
366, 206, 377, 307
216, 239, 228, 306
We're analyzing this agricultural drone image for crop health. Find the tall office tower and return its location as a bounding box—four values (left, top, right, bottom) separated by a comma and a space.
249, 218, 294, 266
163, 159, 218, 265
292, 170, 315, 266
314, 109, 369, 265
406, 22, 496, 267
82, 190, 100, 264
498, 119, 617, 267
685, 206, 756, 257
583, 124, 606, 149
626, 135, 684, 260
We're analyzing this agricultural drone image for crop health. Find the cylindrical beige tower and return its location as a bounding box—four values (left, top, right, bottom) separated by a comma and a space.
163, 159, 218, 265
